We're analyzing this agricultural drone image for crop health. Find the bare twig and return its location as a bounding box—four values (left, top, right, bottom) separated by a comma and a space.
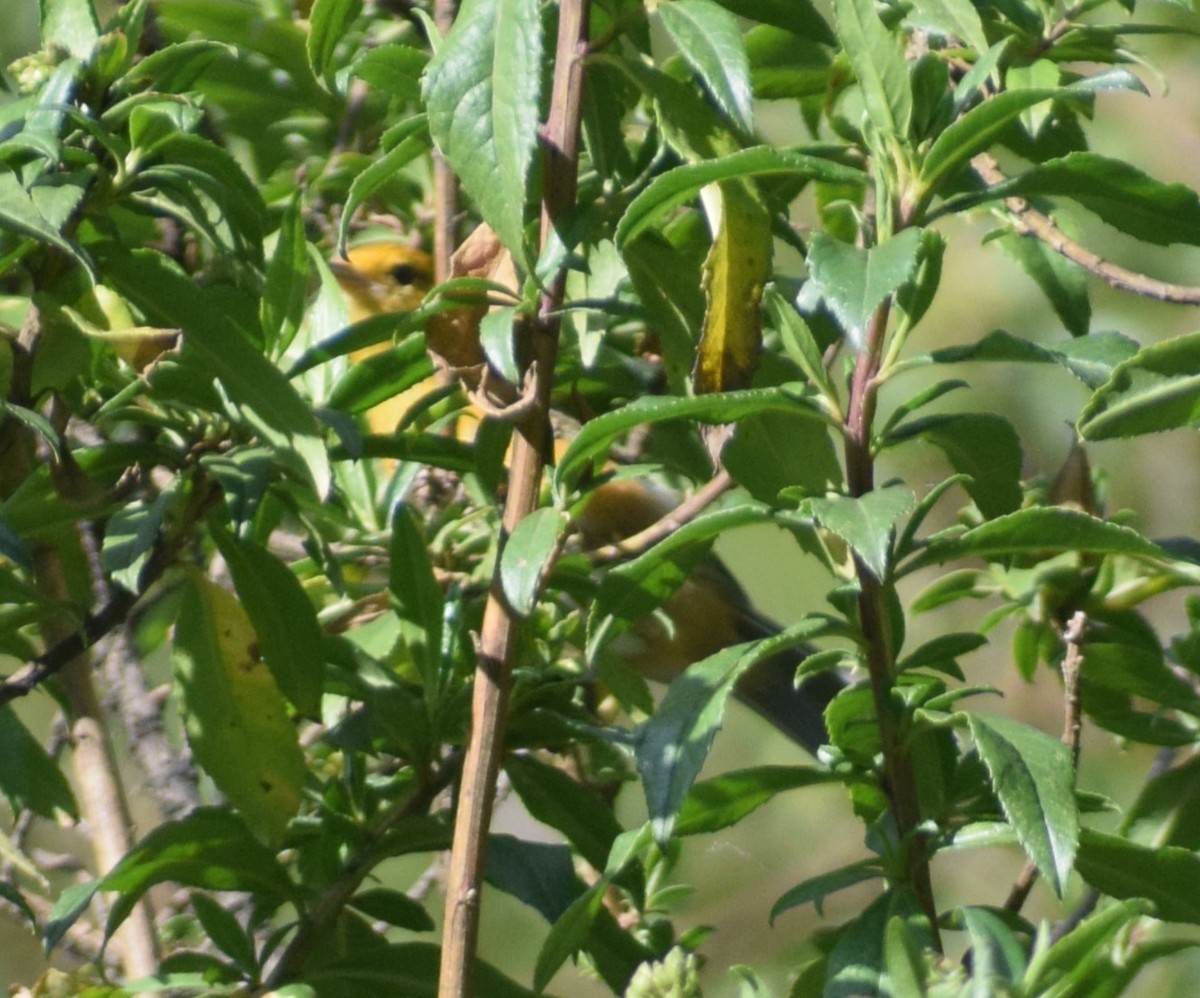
438, 2, 591, 993
589, 470, 734, 564
973, 153, 1200, 305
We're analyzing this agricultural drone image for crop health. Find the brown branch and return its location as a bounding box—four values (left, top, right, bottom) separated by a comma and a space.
0, 591, 137, 706
588, 470, 733, 564
438, 3, 591, 994
973, 153, 1200, 305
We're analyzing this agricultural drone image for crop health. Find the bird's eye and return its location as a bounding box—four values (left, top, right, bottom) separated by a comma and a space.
390, 263, 420, 285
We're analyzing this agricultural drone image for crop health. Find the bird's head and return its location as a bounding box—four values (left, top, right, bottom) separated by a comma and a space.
330, 242, 434, 322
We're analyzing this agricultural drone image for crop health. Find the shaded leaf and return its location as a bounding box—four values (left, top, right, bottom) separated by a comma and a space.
210, 523, 325, 718
967, 712, 1077, 895
173, 572, 307, 847
658, 0, 754, 134
676, 765, 841, 836
1075, 830, 1200, 924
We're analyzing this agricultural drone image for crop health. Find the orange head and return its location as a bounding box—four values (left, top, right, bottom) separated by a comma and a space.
330, 242, 434, 322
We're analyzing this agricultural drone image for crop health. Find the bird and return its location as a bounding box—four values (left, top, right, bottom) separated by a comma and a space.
329, 239, 842, 754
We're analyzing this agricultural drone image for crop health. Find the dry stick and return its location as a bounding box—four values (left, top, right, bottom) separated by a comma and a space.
1003, 611, 1087, 916
972, 154, 1200, 305
589, 470, 733, 564
437, 2, 591, 995
31, 548, 160, 980
844, 302, 941, 949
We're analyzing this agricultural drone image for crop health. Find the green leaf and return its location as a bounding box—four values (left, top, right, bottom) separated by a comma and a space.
676, 765, 841, 836
637, 638, 806, 842
1023, 898, 1153, 993
623, 230, 705, 392
173, 572, 307, 847
348, 888, 435, 931
554, 386, 822, 497
534, 881, 609, 993
806, 229, 923, 350
959, 906, 1027, 988
101, 489, 173, 593
885, 915, 928, 997
616, 145, 864, 248
0, 705, 76, 820
1124, 755, 1200, 850
301, 942, 541, 998
887, 413, 1022, 519
354, 42, 426, 100
0, 172, 93, 275
966, 712, 1078, 896
307, 0, 363, 83
262, 196, 309, 355
1074, 829, 1200, 923
765, 285, 837, 400
209, 522, 325, 718
191, 891, 258, 971
909, 508, 1167, 571
423, 0, 542, 257
833, 0, 911, 140
338, 116, 432, 250
100, 809, 297, 942
97, 248, 330, 496
389, 504, 445, 690
715, 0, 834, 43
505, 754, 623, 872
771, 859, 883, 922
658, 0, 754, 134
1000, 153, 1200, 248
921, 328, 1138, 390
803, 485, 916, 580
920, 71, 1147, 196
723, 409, 842, 503
500, 508, 569, 618
998, 231, 1091, 337
485, 834, 578, 923
1083, 643, 1200, 716
897, 632, 986, 674
826, 888, 931, 995
40, 0, 100, 60
1079, 331, 1200, 440
112, 39, 231, 95
907, 0, 987, 55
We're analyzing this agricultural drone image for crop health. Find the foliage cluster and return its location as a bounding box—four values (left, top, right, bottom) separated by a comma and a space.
4, 0, 1200, 994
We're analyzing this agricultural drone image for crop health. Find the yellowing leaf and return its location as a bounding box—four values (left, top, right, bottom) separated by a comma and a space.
693, 182, 771, 395
173, 572, 306, 847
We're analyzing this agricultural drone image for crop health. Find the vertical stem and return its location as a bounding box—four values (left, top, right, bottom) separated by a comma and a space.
432, 0, 459, 285
843, 303, 940, 948
437, 2, 590, 994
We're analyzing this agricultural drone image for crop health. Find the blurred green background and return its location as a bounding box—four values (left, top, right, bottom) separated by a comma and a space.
4, 1, 1200, 994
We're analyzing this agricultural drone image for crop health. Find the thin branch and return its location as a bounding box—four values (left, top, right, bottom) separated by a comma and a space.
588, 470, 733, 564
0, 591, 136, 706
438, 2, 591, 993
973, 153, 1200, 305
